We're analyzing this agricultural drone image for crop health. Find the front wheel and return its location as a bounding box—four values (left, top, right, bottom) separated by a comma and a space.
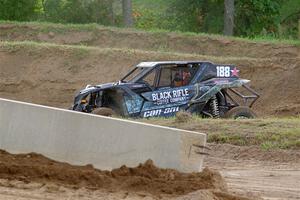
224, 106, 257, 119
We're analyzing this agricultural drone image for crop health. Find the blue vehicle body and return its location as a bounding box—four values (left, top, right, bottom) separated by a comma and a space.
71, 61, 259, 118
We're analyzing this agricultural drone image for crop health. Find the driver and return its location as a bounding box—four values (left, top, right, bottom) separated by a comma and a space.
182, 71, 191, 85
173, 72, 183, 87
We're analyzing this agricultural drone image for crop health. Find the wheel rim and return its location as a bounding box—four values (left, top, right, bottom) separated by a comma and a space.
235, 115, 250, 119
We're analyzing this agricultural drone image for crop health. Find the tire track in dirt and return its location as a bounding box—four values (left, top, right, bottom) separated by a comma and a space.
205, 144, 300, 200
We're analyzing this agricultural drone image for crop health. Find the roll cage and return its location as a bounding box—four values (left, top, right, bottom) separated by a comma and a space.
121, 61, 204, 89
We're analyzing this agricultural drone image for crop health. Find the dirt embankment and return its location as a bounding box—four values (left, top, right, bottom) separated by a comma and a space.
0, 23, 299, 59
204, 144, 300, 200
0, 42, 299, 116
0, 150, 252, 200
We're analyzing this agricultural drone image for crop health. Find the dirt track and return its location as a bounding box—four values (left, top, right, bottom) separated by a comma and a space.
206, 144, 300, 200
0, 146, 299, 200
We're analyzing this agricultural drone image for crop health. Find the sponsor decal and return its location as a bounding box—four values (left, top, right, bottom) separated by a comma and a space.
143, 107, 179, 117
231, 67, 240, 77
151, 88, 189, 105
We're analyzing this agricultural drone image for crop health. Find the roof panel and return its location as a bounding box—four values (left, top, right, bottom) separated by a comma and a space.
136, 61, 213, 68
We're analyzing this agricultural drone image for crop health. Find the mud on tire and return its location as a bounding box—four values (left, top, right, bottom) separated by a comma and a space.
91, 107, 115, 116
225, 106, 257, 119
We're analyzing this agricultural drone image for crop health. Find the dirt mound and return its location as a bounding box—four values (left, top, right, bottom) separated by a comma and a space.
0, 150, 253, 199
0, 22, 299, 59
0, 42, 299, 116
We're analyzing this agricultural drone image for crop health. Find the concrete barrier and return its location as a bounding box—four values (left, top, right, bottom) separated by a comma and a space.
0, 98, 206, 172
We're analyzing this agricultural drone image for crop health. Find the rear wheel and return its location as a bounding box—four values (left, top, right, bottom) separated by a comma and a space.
91, 107, 115, 117
224, 106, 257, 119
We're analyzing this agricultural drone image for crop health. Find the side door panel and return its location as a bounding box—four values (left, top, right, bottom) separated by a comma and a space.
140, 85, 195, 118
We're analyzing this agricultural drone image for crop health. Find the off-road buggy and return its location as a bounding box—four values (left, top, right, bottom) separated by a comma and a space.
70, 61, 259, 118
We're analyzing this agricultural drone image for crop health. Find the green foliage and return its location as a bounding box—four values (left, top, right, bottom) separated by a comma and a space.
167, 0, 204, 32
199, 0, 224, 34
133, 0, 223, 33
0, 0, 298, 39
157, 0, 221, 33
133, 8, 157, 30
134, 0, 286, 38
132, 0, 175, 31
42, 0, 114, 25
0, 0, 40, 21
168, 0, 282, 37
280, 0, 300, 20
235, 0, 281, 37
42, 0, 65, 22
279, 0, 300, 39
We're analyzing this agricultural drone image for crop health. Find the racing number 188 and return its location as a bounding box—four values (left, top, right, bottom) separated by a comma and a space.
217, 66, 230, 77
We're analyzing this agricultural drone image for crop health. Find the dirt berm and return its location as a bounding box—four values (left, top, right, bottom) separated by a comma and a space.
0, 41, 299, 116
0, 149, 253, 200
0, 22, 299, 59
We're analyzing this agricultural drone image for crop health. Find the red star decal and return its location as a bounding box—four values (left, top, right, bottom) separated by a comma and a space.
231, 67, 240, 77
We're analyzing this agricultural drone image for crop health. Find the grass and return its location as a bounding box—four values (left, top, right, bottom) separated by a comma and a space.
0, 40, 273, 63
1, 20, 299, 46
0, 20, 101, 33
0, 40, 91, 53
139, 117, 300, 150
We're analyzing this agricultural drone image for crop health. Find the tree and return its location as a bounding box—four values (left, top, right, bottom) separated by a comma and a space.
169, 0, 223, 33
62, 0, 90, 23
235, 0, 281, 37
169, 0, 281, 37
107, 0, 115, 25
0, 0, 40, 21
224, 0, 234, 36
42, 0, 65, 22
299, 19, 300, 39
122, 0, 133, 27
